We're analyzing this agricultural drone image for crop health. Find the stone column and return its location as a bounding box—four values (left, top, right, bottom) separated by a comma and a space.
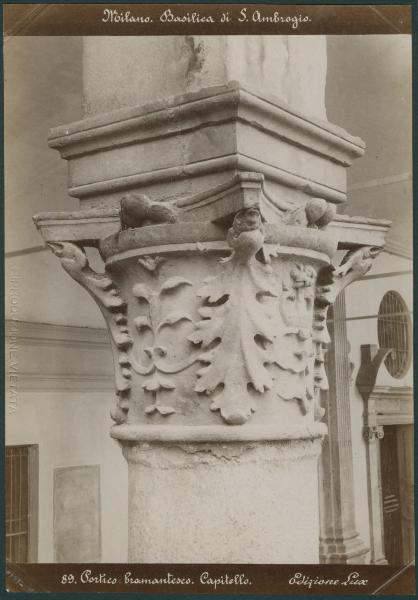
34, 36, 389, 563
356, 344, 392, 564
319, 292, 369, 563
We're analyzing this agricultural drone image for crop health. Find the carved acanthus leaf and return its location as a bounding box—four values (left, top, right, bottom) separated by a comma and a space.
47, 242, 132, 424
273, 366, 314, 415
272, 263, 316, 415
48, 241, 132, 381
134, 315, 152, 331
130, 274, 196, 416
157, 311, 193, 331
189, 208, 278, 425
138, 255, 165, 273
143, 374, 177, 416
159, 276, 193, 293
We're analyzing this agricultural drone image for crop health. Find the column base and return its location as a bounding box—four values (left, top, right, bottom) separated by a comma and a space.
122, 438, 322, 563
370, 557, 389, 565
320, 534, 370, 564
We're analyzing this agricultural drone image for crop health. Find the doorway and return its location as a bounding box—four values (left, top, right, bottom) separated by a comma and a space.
380, 425, 414, 565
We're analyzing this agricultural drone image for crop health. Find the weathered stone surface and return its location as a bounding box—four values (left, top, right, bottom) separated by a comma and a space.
54, 465, 101, 562
48, 83, 364, 209
319, 293, 369, 564
32, 201, 390, 250
82, 36, 327, 120
102, 204, 338, 430
123, 439, 322, 563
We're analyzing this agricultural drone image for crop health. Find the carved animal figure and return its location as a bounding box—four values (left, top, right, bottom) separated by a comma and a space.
226, 207, 265, 263
120, 193, 179, 229
337, 245, 381, 280
305, 197, 336, 229
230, 206, 263, 235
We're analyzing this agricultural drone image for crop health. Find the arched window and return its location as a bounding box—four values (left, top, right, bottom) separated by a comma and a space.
377, 291, 412, 378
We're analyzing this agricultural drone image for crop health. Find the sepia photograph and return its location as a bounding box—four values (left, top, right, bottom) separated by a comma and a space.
4, 2, 414, 594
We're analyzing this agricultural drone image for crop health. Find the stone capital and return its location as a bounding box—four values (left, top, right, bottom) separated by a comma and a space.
363, 425, 385, 442
36, 175, 390, 448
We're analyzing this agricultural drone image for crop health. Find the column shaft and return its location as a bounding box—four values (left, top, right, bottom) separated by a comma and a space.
124, 440, 322, 563
319, 292, 369, 563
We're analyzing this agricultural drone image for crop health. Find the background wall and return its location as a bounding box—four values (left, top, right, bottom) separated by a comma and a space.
5, 36, 128, 562
327, 34, 412, 254
5, 36, 104, 328
5, 321, 128, 562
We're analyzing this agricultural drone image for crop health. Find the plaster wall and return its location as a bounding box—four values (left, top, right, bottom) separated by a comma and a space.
326, 34, 412, 252
5, 36, 82, 255
6, 250, 107, 327
6, 388, 128, 562
5, 36, 89, 327
5, 321, 127, 562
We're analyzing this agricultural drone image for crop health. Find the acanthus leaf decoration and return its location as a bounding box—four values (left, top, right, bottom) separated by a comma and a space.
129, 269, 198, 416
132, 283, 154, 304
159, 276, 193, 293
47, 241, 133, 424
143, 373, 176, 416
273, 262, 316, 416
133, 315, 152, 331
138, 255, 166, 274
189, 207, 278, 425
157, 311, 193, 331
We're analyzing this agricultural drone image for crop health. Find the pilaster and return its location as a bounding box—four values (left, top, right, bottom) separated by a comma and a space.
319, 292, 369, 564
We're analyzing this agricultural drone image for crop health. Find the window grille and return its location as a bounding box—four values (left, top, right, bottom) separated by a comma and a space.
6, 445, 30, 562
377, 291, 411, 379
